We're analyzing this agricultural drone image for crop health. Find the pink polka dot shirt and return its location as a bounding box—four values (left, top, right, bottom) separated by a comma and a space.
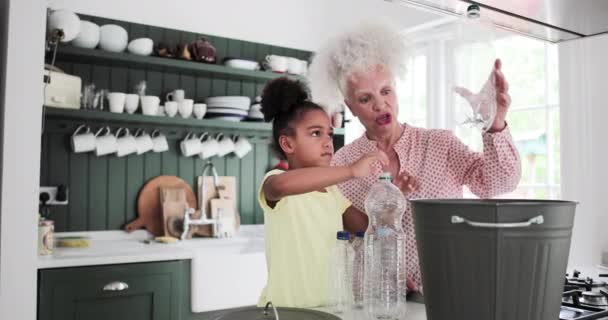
331, 124, 521, 290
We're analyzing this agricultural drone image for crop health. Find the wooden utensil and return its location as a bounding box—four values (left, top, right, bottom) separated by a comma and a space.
125, 175, 196, 236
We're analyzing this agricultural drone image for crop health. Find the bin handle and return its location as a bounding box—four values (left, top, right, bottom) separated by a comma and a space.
451, 215, 544, 228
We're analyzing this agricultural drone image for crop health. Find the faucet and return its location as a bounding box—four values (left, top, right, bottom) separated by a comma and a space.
180, 207, 219, 240
180, 161, 221, 240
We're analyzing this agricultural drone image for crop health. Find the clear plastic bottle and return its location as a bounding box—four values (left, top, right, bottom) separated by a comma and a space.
328, 231, 354, 314
364, 172, 407, 320
450, 4, 498, 132
352, 231, 365, 308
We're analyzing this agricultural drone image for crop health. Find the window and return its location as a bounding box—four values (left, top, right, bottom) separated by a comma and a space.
451, 36, 560, 199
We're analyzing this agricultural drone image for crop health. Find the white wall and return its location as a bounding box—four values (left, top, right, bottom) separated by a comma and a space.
0, 0, 46, 319
559, 33, 608, 268
48, 0, 440, 51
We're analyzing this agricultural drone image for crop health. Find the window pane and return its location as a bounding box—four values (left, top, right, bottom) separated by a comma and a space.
494, 36, 547, 108
398, 53, 427, 127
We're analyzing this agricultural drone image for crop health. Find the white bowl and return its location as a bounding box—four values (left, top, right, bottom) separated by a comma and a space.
71, 20, 100, 49
99, 24, 128, 52
128, 38, 153, 56
48, 10, 81, 42
225, 59, 260, 71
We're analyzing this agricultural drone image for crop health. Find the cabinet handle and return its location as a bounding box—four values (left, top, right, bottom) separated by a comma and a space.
102, 281, 129, 292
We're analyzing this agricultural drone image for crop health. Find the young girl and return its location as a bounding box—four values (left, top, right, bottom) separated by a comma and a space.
257, 77, 387, 308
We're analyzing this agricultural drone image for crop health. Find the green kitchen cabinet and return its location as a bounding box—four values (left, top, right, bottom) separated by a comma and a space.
38, 260, 186, 320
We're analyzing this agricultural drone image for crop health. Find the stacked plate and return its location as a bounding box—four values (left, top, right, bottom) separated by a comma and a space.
205, 96, 251, 122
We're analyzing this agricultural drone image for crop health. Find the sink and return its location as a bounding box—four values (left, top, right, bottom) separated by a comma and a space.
189, 235, 267, 313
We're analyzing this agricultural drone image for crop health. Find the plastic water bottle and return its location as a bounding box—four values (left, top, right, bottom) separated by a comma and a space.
328, 231, 354, 314
364, 172, 407, 320
352, 231, 365, 308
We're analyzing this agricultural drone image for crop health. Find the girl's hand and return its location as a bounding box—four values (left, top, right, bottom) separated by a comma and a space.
350, 151, 389, 178
393, 172, 421, 195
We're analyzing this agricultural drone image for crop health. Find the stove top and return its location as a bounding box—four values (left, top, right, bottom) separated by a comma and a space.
561, 270, 608, 320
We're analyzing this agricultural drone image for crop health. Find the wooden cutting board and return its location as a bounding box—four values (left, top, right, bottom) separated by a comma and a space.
125, 175, 196, 236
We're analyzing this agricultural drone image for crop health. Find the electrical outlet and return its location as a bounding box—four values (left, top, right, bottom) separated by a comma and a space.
39, 186, 68, 205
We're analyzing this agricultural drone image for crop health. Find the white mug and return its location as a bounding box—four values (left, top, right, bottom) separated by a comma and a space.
216, 133, 235, 157
134, 129, 154, 155
193, 103, 207, 119
107, 92, 126, 113
151, 130, 169, 153
141, 96, 160, 116
95, 126, 118, 156
199, 133, 219, 159
287, 57, 303, 75
180, 132, 203, 157
233, 135, 253, 158
265, 55, 287, 73
166, 89, 185, 102
71, 124, 96, 153
125, 94, 139, 114
115, 127, 137, 157
165, 101, 178, 117
178, 99, 194, 118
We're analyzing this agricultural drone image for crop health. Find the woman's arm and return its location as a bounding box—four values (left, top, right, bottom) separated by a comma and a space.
448, 128, 521, 198
264, 151, 388, 202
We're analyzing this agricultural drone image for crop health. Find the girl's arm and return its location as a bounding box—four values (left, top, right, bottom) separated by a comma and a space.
263, 151, 388, 202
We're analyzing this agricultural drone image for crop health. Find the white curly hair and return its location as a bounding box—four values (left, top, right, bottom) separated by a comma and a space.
307, 21, 410, 115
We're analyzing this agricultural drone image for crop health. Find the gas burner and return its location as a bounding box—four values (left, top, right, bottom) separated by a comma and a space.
561, 270, 608, 319
581, 291, 608, 308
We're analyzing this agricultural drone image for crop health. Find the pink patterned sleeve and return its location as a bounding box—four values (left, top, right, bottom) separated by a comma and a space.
447, 126, 521, 198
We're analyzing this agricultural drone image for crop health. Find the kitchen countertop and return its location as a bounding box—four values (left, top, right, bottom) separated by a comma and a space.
38, 226, 264, 269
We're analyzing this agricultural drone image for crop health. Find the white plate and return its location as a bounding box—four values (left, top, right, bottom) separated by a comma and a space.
206, 108, 248, 116
205, 96, 251, 105
207, 103, 250, 111
206, 116, 244, 122
224, 59, 260, 71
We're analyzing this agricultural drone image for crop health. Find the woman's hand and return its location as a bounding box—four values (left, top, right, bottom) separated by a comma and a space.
392, 172, 420, 195
489, 59, 511, 132
350, 151, 389, 178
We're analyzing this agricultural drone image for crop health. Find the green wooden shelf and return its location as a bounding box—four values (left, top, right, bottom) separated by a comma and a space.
55, 46, 304, 82
44, 106, 345, 135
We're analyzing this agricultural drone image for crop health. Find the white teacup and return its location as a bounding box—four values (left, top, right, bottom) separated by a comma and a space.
216, 133, 235, 157
134, 129, 154, 155
71, 124, 96, 153
193, 103, 207, 119
125, 94, 139, 114
199, 133, 219, 159
151, 130, 169, 153
180, 132, 203, 157
287, 57, 303, 75
95, 126, 118, 156
233, 135, 253, 158
141, 96, 160, 116
178, 99, 194, 118
108, 92, 126, 113
265, 55, 287, 73
166, 89, 185, 102
115, 127, 137, 157
165, 101, 178, 117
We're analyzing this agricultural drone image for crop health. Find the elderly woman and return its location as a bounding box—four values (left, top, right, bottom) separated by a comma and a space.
307, 23, 521, 292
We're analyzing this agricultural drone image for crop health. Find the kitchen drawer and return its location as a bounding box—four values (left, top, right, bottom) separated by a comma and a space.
38, 260, 185, 320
